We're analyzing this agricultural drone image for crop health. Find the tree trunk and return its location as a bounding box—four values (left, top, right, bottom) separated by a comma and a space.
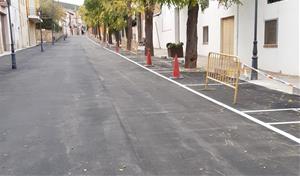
103, 25, 107, 42
126, 0, 132, 50
137, 12, 142, 44
121, 28, 125, 37
96, 26, 98, 38
144, 2, 154, 56
98, 23, 102, 41
185, 3, 199, 68
108, 30, 113, 44
94, 27, 97, 38
114, 31, 121, 47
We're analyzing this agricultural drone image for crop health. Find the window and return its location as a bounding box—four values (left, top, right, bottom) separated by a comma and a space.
203, 26, 209, 45
264, 19, 278, 48
268, 0, 283, 4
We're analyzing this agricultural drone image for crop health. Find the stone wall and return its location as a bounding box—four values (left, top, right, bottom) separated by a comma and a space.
35, 29, 64, 43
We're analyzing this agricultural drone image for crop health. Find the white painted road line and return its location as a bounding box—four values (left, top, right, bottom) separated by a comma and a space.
186, 82, 250, 87
243, 108, 300, 113
87, 36, 300, 144
267, 121, 300, 125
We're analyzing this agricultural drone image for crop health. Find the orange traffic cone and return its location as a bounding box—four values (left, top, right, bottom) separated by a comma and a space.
170, 54, 183, 79
145, 48, 153, 67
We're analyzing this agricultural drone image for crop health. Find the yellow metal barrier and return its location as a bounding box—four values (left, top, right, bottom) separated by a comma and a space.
205, 52, 241, 104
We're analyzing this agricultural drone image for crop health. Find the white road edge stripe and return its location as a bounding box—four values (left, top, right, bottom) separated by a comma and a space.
267, 121, 300, 125
243, 108, 300, 113
87, 36, 300, 144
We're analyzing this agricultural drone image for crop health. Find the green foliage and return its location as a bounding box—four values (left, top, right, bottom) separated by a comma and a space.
36, 19, 62, 32
40, 0, 65, 21
38, 0, 65, 32
162, 0, 241, 11
81, 0, 135, 32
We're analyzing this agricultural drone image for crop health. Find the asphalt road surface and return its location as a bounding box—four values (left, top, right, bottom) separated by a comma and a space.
0, 36, 299, 175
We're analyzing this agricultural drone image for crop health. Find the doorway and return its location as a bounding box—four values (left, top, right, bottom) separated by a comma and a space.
221, 16, 234, 55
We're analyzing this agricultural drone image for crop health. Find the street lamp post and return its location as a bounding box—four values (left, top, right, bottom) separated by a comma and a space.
51, 0, 54, 45
38, 8, 44, 52
251, 0, 258, 80
6, 0, 16, 69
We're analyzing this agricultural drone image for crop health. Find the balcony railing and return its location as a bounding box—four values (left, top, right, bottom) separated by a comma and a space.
28, 7, 37, 16
28, 0, 37, 15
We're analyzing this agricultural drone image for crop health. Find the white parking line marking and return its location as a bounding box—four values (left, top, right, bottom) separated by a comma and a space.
87, 36, 300, 144
243, 108, 300, 113
185, 82, 250, 87
268, 121, 300, 125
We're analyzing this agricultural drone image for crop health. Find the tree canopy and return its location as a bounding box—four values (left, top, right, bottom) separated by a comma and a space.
82, 0, 133, 32
40, 0, 65, 21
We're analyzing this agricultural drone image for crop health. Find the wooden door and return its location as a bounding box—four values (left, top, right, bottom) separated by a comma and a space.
221, 16, 234, 55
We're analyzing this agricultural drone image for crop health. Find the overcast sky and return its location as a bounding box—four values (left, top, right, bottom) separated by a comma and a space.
57, 0, 84, 6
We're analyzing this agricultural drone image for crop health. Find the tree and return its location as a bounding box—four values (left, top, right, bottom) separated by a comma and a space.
41, 0, 65, 21
137, 12, 143, 44
134, 0, 168, 56
126, 0, 133, 50
168, 0, 241, 68
82, 0, 128, 46
40, 0, 65, 31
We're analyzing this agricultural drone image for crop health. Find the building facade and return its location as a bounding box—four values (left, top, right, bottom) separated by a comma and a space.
18, 0, 30, 49
0, 0, 9, 54
0, 0, 41, 54
26, 0, 40, 46
153, 0, 299, 76
60, 2, 83, 36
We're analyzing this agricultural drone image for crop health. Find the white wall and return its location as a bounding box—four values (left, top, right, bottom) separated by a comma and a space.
155, 0, 299, 76
258, 0, 299, 75
197, 1, 237, 56
18, 0, 30, 48
179, 7, 188, 52
10, 0, 21, 49
153, 5, 176, 49
237, 0, 299, 75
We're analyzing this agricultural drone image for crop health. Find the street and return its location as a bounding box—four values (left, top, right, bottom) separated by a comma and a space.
0, 36, 299, 175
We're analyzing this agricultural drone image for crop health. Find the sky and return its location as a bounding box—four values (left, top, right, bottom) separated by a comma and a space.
57, 0, 84, 6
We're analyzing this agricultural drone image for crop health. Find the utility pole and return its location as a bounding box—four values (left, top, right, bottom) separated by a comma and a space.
251, 0, 258, 80
7, 0, 16, 69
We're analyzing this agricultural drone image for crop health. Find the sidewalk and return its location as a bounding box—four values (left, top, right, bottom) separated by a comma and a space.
89, 35, 300, 108
0, 44, 38, 58
154, 48, 300, 96
91, 37, 300, 145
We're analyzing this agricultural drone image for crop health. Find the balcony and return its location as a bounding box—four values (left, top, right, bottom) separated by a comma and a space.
27, 0, 41, 23
0, 0, 7, 15
0, 0, 8, 7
